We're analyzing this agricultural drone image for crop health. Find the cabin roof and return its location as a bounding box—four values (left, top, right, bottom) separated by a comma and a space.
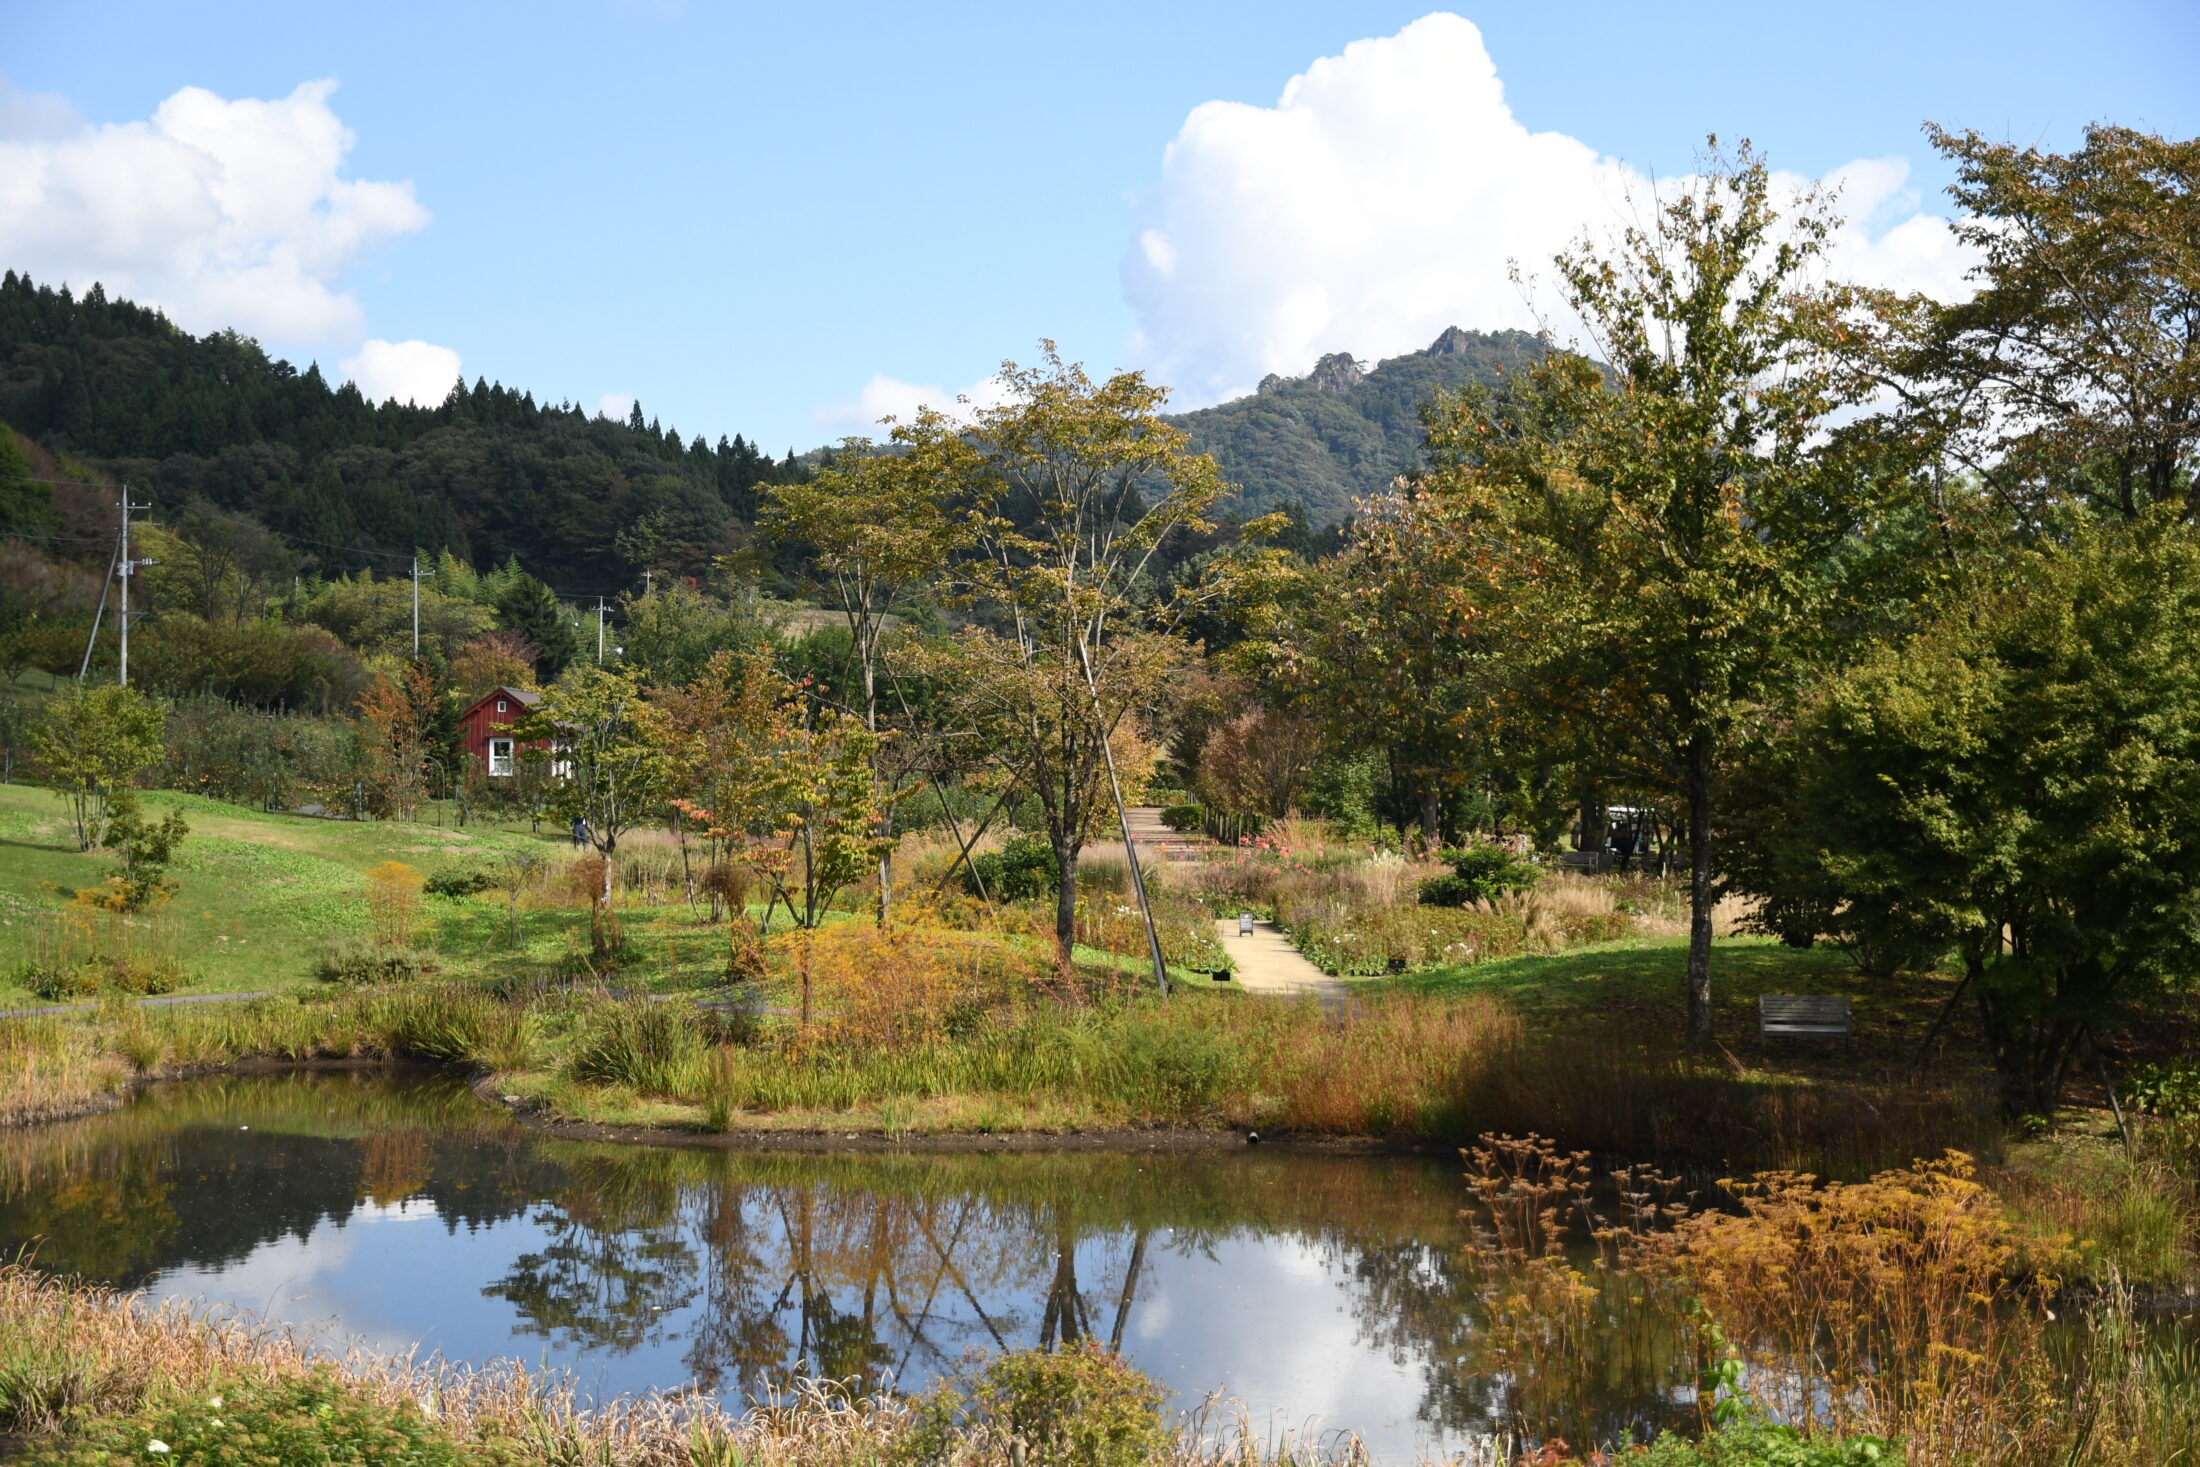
463, 685, 541, 717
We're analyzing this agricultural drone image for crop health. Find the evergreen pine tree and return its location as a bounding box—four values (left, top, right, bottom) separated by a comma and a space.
496, 570, 579, 680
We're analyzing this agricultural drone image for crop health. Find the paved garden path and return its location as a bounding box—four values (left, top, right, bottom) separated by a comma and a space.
1213, 917, 1348, 1012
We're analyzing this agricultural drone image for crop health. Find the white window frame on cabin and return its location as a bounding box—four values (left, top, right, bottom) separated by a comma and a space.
549, 739, 573, 781
487, 737, 516, 777
496, 698, 509, 713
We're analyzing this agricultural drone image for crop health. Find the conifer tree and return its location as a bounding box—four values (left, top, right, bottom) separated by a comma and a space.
495, 567, 579, 680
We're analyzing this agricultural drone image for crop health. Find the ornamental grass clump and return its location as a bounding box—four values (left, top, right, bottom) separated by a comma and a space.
563, 998, 708, 1098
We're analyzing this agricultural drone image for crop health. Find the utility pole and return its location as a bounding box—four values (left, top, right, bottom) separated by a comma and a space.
115, 487, 154, 688
411, 554, 422, 659
596, 597, 606, 664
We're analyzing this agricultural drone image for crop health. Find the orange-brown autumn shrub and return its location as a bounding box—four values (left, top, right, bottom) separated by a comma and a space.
1652, 1152, 2058, 1455
365, 861, 425, 948
796, 923, 1048, 1052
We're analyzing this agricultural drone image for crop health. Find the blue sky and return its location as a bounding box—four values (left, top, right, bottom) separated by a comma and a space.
4, 1, 2194, 450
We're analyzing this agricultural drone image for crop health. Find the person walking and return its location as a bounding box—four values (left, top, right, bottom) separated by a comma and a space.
571, 815, 589, 850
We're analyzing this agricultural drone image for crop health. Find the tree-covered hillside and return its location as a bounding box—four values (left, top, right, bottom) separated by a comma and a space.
0, 272, 1537, 579
1171, 326, 1546, 526
0, 272, 801, 591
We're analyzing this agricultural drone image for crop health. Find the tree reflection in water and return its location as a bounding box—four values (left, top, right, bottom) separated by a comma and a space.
0, 1073, 1695, 1447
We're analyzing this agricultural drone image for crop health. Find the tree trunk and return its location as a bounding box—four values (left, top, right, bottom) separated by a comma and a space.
592, 838, 616, 961
1054, 839, 1079, 968
1110, 1228, 1148, 1350
1685, 735, 1715, 1047
1579, 786, 1608, 855
1420, 782, 1444, 854
1975, 976, 2085, 1118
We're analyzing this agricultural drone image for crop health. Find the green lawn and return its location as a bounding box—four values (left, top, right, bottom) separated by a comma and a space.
0, 782, 569, 1000
1371, 933, 1974, 1071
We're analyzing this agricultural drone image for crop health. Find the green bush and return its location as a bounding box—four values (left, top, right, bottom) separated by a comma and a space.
15, 1371, 518, 1466
20, 953, 183, 1002
1415, 873, 1476, 908
313, 939, 434, 986
1158, 803, 1205, 833
967, 837, 1061, 902
1621, 1419, 1900, 1465
424, 868, 498, 898
895, 1345, 1170, 1467
1419, 844, 1542, 906
2126, 1061, 2200, 1120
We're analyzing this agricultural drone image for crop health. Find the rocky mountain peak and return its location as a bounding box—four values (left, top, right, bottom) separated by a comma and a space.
1424, 325, 1478, 356
1307, 352, 1365, 394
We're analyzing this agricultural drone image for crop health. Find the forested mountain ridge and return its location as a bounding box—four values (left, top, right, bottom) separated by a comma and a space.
0, 272, 800, 591
0, 272, 1535, 586
1170, 326, 1547, 527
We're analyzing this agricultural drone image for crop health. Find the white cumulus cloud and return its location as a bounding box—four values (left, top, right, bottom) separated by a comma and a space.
0, 75, 431, 346
341, 338, 460, 407
1123, 13, 1975, 405
597, 392, 636, 421
811, 372, 1010, 437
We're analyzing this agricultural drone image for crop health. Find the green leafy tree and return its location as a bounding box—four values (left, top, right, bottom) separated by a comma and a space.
614, 577, 762, 688
302, 570, 492, 661
1874, 124, 2199, 526
95, 786, 191, 911
142, 499, 295, 624
1423, 143, 1882, 1043
921, 347, 1227, 964
0, 694, 27, 784
762, 434, 962, 920
1725, 514, 2200, 1115
1221, 489, 1503, 844
32, 683, 167, 849
648, 651, 888, 934
520, 665, 665, 955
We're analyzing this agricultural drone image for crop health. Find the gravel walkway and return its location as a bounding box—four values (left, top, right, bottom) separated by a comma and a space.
1213, 917, 1348, 1013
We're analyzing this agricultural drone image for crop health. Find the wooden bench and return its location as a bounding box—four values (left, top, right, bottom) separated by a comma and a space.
1758, 994, 1852, 1045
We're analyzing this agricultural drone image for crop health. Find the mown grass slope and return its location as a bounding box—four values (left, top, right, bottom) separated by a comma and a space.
0, 783, 560, 1000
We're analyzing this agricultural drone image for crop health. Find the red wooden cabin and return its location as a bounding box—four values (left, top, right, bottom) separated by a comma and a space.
456, 686, 543, 778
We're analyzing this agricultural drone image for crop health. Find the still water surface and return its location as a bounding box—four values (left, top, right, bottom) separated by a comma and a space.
0, 1072, 1692, 1458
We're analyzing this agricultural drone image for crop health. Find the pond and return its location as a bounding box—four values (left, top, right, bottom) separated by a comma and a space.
0, 1071, 1697, 1459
